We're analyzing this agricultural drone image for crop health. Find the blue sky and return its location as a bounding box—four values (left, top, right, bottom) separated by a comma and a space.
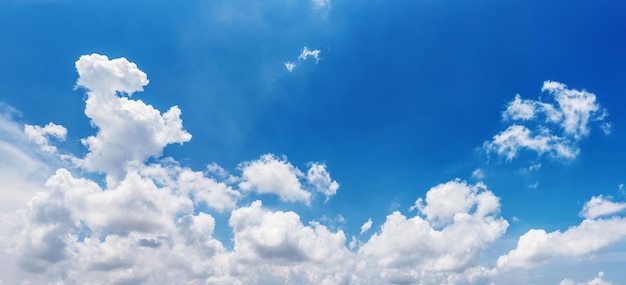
1, 0, 625, 284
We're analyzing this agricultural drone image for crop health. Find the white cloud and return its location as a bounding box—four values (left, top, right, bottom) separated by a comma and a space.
472, 168, 484, 180
6, 54, 625, 284
74, 54, 192, 185
541, 80, 602, 139
580, 195, 626, 220
24, 122, 67, 154
559, 272, 613, 285
360, 180, 508, 282
306, 162, 339, 201
485, 125, 579, 161
486, 81, 608, 161
298, 46, 321, 63
238, 154, 310, 203
238, 154, 338, 204
283, 47, 322, 73
0, 110, 59, 213
284, 61, 296, 72
503, 94, 538, 121
230, 200, 348, 263
496, 215, 626, 270
360, 218, 372, 234
312, 0, 330, 10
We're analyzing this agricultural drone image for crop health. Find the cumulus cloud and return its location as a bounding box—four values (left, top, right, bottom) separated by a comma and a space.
485, 81, 609, 161
360, 180, 508, 283
496, 211, 626, 271
238, 154, 338, 204
5, 54, 624, 285
74, 53, 192, 185
580, 195, 626, 220
306, 162, 339, 201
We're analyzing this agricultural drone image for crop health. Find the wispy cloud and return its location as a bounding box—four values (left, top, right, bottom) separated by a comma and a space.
283, 46, 322, 72
284, 61, 296, 72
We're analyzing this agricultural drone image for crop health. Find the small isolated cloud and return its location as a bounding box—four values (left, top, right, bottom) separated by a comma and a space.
580, 195, 626, 220
283, 46, 322, 72
485, 81, 609, 161
600, 122, 612, 135
559, 271, 613, 285
360, 218, 372, 234
298, 46, 321, 63
472, 168, 485, 180
284, 61, 296, 72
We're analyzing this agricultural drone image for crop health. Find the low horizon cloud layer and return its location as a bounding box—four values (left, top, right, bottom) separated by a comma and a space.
0, 54, 624, 284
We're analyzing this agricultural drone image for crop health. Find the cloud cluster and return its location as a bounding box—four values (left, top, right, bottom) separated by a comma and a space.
485, 81, 609, 161
284, 46, 322, 72
2, 54, 624, 285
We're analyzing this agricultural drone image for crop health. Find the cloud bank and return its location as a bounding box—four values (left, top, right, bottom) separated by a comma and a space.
1, 54, 624, 285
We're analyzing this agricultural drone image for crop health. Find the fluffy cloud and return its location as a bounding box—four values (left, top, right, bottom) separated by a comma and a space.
238, 154, 338, 204
359, 180, 508, 283
306, 162, 339, 201
74, 54, 192, 185
580, 195, 626, 220
487, 125, 578, 160
496, 210, 626, 270
485, 81, 608, 161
